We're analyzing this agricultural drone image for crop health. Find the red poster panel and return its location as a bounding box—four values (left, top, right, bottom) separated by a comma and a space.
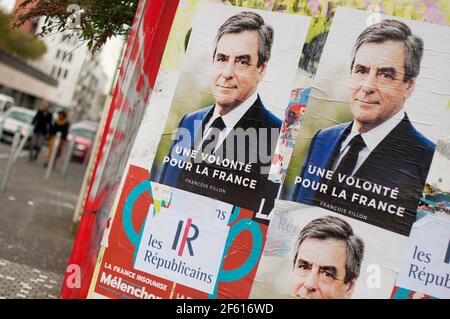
60, 0, 180, 299
92, 165, 268, 299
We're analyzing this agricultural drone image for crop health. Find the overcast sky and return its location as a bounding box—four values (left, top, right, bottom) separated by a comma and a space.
0, 0, 13, 12
0, 0, 125, 94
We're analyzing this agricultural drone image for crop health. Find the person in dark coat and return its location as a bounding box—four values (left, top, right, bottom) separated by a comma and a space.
30, 99, 52, 161
44, 110, 70, 166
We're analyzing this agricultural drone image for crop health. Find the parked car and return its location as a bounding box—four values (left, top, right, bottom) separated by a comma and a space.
0, 106, 36, 145
0, 94, 15, 115
67, 121, 98, 162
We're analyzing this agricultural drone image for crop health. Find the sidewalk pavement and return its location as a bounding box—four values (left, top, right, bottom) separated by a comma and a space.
0, 143, 86, 299
0, 259, 61, 299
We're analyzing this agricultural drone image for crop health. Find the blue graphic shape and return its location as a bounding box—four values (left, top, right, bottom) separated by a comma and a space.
392, 287, 412, 299
228, 206, 240, 224
208, 206, 241, 298
123, 180, 151, 262
219, 219, 263, 282
209, 206, 263, 298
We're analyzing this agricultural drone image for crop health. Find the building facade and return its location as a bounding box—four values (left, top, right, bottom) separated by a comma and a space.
31, 19, 108, 121
8, 1, 108, 120
0, 50, 58, 108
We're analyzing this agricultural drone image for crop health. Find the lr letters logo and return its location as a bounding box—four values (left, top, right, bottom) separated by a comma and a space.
172, 218, 199, 257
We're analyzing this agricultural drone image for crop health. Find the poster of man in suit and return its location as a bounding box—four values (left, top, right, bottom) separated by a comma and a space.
286, 7, 450, 236
150, 3, 311, 211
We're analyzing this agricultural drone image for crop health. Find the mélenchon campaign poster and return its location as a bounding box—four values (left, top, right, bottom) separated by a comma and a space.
89, 165, 268, 299
148, 2, 310, 213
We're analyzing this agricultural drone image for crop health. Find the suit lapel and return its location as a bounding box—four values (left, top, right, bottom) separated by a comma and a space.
188, 106, 214, 150
355, 114, 412, 182
234, 95, 266, 130
319, 122, 352, 172
214, 97, 264, 162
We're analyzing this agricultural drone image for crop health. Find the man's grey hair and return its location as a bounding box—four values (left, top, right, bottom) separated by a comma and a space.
351, 19, 424, 83
213, 11, 274, 67
293, 216, 365, 284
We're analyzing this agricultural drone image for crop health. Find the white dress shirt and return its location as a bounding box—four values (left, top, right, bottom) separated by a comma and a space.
332, 110, 405, 176
200, 92, 258, 152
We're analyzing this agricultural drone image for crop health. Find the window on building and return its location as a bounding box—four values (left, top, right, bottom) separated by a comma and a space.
64, 70, 69, 79
56, 50, 61, 59
62, 51, 71, 62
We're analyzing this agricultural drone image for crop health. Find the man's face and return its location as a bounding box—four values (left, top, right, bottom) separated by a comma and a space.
211, 31, 267, 112
42, 101, 49, 112
348, 41, 416, 132
290, 238, 356, 299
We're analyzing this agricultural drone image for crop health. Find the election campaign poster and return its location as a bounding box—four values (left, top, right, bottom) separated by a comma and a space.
393, 214, 450, 299
249, 6, 450, 300
250, 203, 410, 299
391, 135, 450, 299
148, 2, 311, 212
84, 0, 313, 300
77, 0, 450, 300
89, 165, 268, 299
280, 7, 450, 236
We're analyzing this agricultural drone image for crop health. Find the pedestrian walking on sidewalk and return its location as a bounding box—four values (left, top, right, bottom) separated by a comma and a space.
30, 100, 52, 161
44, 110, 70, 167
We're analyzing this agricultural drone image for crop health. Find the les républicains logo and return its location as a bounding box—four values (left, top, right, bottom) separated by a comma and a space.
172, 218, 199, 257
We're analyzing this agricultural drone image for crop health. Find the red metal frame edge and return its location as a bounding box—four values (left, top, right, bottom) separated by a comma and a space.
60, 0, 180, 299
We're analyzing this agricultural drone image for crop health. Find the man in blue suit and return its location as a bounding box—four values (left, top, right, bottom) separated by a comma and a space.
294, 20, 436, 235
157, 12, 282, 211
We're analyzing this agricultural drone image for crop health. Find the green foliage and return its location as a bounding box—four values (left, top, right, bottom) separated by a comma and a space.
14, 0, 139, 52
0, 9, 47, 60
